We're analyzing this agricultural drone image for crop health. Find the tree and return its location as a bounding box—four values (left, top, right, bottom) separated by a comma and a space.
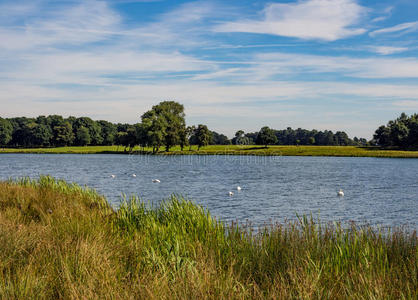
98, 120, 117, 145
308, 136, 315, 145
256, 126, 278, 147
233, 130, 250, 145
73, 117, 103, 145
0, 118, 13, 146
75, 126, 91, 146
178, 126, 188, 151
54, 122, 75, 146
212, 131, 231, 145
195, 124, 211, 150
373, 113, 418, 149
186, 125, 196, 150
31, 123, 53, 146
141, 110, 167, 153
155, 101, 186, 151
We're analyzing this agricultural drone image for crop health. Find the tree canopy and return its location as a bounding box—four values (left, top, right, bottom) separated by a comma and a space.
373, 113, 418, 149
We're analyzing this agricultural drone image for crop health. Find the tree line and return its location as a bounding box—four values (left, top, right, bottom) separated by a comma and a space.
0, 100, 382, 151
373, 113, 418, 149
0, 101, 228, 152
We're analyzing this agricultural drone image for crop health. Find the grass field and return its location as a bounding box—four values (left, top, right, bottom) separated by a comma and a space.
2, 145, 418, 158
0, 176, 416, 299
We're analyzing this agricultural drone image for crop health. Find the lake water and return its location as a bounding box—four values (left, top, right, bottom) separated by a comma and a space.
0, 154, 417, 228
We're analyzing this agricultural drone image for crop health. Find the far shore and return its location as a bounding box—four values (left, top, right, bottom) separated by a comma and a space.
1, 145, 418, 158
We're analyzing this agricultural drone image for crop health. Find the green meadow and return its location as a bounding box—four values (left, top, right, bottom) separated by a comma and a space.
0, 176, 416, 299
2, 145, 418, 158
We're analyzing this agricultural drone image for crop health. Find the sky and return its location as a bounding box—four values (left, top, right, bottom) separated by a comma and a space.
0, 0, 417, 138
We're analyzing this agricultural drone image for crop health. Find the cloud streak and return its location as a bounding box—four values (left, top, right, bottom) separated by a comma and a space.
370, 21, 418, 37
214, 0, 367, 41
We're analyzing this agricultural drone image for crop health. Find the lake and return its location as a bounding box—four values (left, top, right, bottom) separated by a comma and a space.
0, 154, 417, 228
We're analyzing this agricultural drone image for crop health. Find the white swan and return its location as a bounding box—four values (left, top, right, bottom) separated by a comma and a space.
152, 179, 161, 183
236, 186, 242, 191
229, 191, 234, 196
132, 174, 137, 177
111, 174, 116, 178
337, 189, 344, 197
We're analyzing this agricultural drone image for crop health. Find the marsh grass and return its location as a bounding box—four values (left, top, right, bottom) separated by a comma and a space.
2, 145, 418, 158
0, 176, 416, 299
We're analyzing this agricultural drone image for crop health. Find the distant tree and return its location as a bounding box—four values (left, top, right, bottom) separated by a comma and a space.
115, 132, 129, 150
256, 126, 278, 147
195, 124, 211, 150
212, 131, 231, 145
54, 122, 75, 146
187, 125, 196, 150
178, 126, 188, 151
158, 101, 186, 151
126, 126, 138, 151
98, 120, 117, 145
73, 117, 103, 145
235, 130, 244, 138
31, 123, 53, 146
373, 125, 392, 147
373, 113, 418, 149
0, 118, 13, 146
135, 123, 148, 150
75, 126, 91, 146
233, 130, 250, 145
308, 136, 315, 145
141, 110, 167, 153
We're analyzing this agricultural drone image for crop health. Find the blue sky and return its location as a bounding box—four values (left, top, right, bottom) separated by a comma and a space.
1, 0, 417, 138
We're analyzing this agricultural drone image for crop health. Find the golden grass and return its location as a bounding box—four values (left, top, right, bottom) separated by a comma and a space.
0, 177, 416, 299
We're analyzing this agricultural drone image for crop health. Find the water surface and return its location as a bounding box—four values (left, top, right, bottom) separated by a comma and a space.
0, 154, 416, 228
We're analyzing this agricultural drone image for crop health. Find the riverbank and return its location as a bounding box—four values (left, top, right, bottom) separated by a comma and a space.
0, 177, 416, 299
2, 145, 418, 158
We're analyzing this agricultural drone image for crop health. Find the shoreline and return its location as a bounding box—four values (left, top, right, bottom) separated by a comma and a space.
1, 145, 418, 158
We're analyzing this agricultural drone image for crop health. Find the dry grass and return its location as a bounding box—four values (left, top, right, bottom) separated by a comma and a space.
0, 177, 416, 299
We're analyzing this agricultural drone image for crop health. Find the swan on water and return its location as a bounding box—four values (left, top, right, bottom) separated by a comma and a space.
132, 174, 137, 177
111, 175, 116, 178
236, 186, 242, 191
152, 179, 161, 183
337, 189, 344, 197
229, 191, 234, 196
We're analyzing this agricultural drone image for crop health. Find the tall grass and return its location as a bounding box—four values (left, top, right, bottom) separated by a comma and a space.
0, 176, 416, 299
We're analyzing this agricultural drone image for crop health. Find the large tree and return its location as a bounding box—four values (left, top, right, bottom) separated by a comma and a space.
141, 101, 186, 152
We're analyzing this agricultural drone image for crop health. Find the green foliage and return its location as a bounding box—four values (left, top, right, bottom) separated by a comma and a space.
53, 122, 75, 146
75, 126, 91, 146
0, 117, 13, 146
256, 126, 278, 147
141, 101, 186, 152
374, 113, 418, 149
194, 124, 211, 150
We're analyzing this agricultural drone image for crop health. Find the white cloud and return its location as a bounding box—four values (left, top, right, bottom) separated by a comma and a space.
370, 21, 418, 37
250, 52, 418, 78
214, 0, 367, 41
368, 46, 408, 55
0, 0, 122, 50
